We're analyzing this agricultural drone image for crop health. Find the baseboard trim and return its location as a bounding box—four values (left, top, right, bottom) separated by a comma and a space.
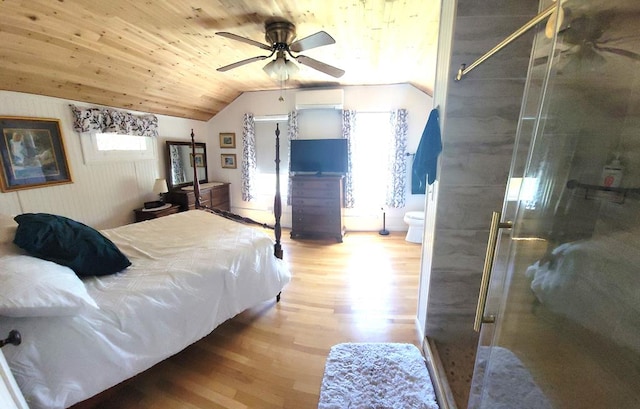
423, 337, 458, 409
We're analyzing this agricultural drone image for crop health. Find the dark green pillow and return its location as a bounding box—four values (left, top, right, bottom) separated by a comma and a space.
13, 213, 131, 277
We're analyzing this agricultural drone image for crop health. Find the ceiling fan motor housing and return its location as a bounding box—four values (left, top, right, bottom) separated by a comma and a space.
265, 20, 297, 48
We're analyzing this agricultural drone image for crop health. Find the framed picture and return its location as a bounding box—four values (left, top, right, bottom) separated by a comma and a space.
219, 132, 236, 149
0, 116, 72, 192
190, 152, 206, 168
221, 153, 237, 169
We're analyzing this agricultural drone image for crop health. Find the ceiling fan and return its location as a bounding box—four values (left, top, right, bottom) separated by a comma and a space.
216, 19, 345, 79
536, 6, 640, 69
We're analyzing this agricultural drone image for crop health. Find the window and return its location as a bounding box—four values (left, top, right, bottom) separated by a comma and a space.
95, 133, 148, 151
80, 132, 155, 164
350, 112, 393, 210
507, 176, 537, 209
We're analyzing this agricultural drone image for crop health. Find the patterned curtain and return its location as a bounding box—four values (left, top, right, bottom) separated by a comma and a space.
342, 110, 357, 208
286, 111, 299, 205
70, 105, 158, 137
386, 109, 408, 208
241, 113, 257, 202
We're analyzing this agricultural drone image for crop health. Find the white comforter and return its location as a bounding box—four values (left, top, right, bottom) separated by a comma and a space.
525, 230, 640, 355
0, 210, 290, 409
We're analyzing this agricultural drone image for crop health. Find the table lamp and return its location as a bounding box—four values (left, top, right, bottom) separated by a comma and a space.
152, 178, 168, 204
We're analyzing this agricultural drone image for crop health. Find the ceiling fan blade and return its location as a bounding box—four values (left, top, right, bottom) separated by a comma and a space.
295, 55, 344, 78
215, 32, 272, 51
597, 46, 640, 61
217, 56, 268, 72
290, 31, 336, 52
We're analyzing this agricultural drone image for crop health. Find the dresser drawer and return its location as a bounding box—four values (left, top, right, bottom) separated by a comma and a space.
292, 179, 341, 191
293, 213, 340, 226
291, 185, 340, 199
292, 205, 341, 216
291, 197, 340, 207
210, 185, 230, 210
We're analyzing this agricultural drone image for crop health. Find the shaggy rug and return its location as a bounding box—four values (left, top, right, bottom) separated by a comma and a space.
318, 343, 439, 409
467, 346, 552, 409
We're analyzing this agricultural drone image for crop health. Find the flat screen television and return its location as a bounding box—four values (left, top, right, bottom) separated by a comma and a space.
290, 138, 348, 174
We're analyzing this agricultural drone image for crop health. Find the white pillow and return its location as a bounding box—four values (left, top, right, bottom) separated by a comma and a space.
0, 214, 17, 245
0, 255, 99, 317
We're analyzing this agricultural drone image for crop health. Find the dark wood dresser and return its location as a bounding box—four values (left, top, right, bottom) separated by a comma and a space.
166, 182, 230, 211
290, 175, 344, 242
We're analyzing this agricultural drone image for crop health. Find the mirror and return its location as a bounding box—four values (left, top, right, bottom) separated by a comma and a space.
165, 141, 208, 190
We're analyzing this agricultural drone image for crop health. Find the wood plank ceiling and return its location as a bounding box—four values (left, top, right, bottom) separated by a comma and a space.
0, 0, 440, 121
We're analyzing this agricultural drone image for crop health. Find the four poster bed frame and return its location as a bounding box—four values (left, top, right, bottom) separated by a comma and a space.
0, 125, 289, 409
189, 126, 284, 298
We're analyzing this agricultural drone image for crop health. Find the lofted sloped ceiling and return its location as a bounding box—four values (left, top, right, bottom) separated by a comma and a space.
0, 0, 440, 121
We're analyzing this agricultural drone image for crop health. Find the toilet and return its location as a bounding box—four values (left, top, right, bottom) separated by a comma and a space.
404, 211, 425, 243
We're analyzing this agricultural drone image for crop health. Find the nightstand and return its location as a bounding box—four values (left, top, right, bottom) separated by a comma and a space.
133, 203, 180, 222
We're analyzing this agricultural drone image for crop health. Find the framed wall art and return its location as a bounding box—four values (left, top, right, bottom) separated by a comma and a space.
190, 152, 206, 168
219, 132, 236, 149
221, 153, 237, 169
0, 116, 73, 192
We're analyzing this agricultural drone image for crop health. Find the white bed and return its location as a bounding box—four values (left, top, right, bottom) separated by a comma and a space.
0, 210, 290, 409
525, 228, 640, 355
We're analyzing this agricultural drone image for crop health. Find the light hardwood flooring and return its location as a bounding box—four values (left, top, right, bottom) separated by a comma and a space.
73, 231, 424, 409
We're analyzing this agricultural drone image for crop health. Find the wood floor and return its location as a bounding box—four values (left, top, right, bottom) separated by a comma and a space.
76, 231, 423, 409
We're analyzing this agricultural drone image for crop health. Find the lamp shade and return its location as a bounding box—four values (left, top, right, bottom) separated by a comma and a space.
152, 178, 168, 194
263, 55, 299, 81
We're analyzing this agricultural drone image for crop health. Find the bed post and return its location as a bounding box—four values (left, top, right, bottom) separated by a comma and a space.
191, 129, 202, 209
273, 124, 283, 260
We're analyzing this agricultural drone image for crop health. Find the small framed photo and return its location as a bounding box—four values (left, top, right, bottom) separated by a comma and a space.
190, 152, 206, 168
219, 132, 236, 148
221, 153, 237, 169
0, 116, 73, 192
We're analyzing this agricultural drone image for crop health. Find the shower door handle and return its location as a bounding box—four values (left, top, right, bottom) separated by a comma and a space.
474, 211, 512, 332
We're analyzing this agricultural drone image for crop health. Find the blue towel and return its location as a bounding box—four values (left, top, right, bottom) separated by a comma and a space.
412, 108, 442, 194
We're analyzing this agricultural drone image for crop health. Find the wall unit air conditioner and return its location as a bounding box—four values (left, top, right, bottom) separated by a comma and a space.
295, 89, 344, 110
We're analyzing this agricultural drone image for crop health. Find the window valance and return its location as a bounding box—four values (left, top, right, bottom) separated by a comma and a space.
70, 105, 158, 137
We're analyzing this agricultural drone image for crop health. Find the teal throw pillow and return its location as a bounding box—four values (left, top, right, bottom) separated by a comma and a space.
13, 213, 131, 277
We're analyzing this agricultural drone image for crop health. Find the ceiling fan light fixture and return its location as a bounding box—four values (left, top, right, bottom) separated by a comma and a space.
263, 55, 298, 81
285, 58, 299, 76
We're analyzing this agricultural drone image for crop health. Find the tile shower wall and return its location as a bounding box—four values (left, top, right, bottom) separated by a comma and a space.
425, 1, 538, 407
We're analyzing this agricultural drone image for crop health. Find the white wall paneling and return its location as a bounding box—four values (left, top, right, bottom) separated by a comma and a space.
0, 91, 205, 229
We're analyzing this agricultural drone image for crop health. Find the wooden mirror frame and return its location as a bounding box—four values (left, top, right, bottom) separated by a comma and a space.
165, 140, 208, 190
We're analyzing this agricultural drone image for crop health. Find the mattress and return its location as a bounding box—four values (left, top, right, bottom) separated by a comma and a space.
0, 210, 290, 409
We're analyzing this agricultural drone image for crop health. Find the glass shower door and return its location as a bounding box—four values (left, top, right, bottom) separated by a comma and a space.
468, 0, 640, 408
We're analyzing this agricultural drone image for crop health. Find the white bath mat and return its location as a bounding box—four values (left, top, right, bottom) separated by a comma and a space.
318, 343, 439, 409
468, 346, 552, 409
